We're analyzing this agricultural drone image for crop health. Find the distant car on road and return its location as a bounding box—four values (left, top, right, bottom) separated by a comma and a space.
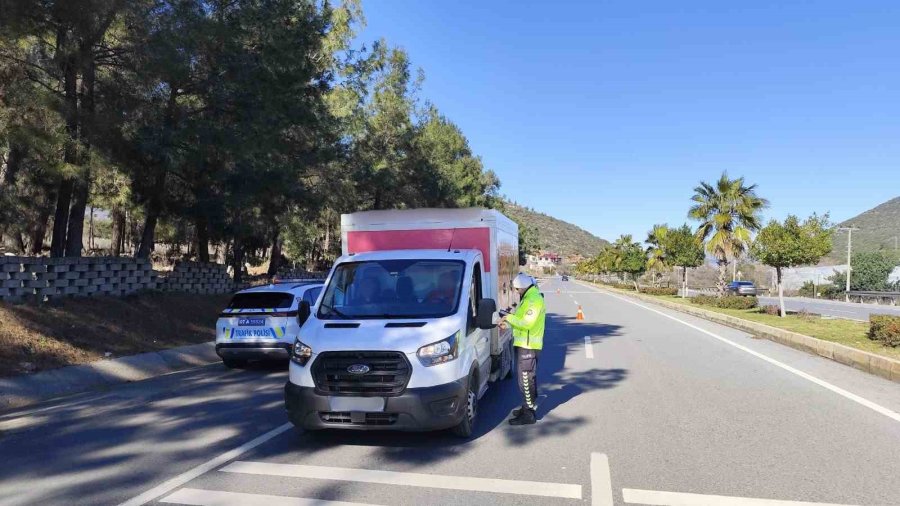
215, 279, 323, 368
726, 281, 757, 296
561, 275, 569, 281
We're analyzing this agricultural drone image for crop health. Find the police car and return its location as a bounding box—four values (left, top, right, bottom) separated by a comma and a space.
215, 279, 323, 368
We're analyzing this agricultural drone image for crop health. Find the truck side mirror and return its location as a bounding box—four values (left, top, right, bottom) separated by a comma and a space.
476, 298, 497, 330
298, 301, 311, 326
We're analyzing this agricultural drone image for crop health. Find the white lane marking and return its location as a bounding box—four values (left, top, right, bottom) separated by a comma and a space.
622, 488, 856, 505
590, 453, 614, 506
221, 461, 583, 499
161, 488, 381, 506
118, 423, 292, 506
590, 286, 900, 424
574, 300, 580, 305
584, 336, 595, 359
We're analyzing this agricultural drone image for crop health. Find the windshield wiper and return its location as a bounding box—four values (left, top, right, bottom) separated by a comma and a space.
319, 302, 350, 319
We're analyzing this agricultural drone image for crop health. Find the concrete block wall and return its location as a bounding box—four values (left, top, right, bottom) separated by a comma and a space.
157, 261, 235, 295
0, 256, 157, 301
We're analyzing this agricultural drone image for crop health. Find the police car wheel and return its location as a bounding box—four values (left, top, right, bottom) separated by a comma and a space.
222, 358, 247, 369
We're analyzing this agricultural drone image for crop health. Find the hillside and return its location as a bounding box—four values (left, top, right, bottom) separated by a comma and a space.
502, 201, 608, 258
828, 196, 900, 262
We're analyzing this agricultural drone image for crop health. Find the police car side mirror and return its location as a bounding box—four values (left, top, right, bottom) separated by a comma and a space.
297, 301, 311, 326
476, 298, 497, 330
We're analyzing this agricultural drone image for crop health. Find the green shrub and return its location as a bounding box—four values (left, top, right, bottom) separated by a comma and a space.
869, 314, 900, 347
642, 287, 678, 296
798, 280, 839, 299
692, 295, 758, 310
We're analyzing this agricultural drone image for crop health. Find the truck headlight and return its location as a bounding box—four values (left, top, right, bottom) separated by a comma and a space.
417, 332, 459, 367
291, 339, 313, 366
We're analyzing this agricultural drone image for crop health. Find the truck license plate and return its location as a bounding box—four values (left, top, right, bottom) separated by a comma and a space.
329, 397, 385, 412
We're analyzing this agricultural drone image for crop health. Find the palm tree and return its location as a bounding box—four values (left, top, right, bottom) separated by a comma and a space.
645, 224, 670, 286
689, 173, 768, 295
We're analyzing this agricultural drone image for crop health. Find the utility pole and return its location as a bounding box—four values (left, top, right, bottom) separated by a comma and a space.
838, 226, 859, 302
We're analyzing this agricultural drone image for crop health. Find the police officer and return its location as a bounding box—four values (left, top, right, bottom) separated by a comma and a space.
500, 273, 546, 425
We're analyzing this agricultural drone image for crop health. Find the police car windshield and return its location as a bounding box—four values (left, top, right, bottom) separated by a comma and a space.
228, 292, 294, 309
317, 260, 465, 320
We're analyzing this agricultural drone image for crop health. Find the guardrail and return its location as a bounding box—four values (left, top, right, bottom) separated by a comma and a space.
847, 291, 900, 306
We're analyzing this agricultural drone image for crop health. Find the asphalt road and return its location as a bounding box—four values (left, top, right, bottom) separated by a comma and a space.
756, 296, 900, 321
1, 278, 899, 506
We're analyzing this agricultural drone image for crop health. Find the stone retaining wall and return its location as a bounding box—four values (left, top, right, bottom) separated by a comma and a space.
0, 256, 240, 301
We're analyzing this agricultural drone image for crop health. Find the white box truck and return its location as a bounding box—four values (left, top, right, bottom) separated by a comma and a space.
284, 208, 519, 436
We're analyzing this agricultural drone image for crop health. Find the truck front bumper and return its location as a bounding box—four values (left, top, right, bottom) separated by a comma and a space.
216, 342, 291, 361
284, 378, 468, 431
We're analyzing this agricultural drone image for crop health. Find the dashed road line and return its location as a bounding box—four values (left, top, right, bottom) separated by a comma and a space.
590, 453, 614, 506
584, 336, 595, 359
622, 488, 856, 506
117, 423, 293, 506
221, 461, 583, 499
161, 488, 381, 506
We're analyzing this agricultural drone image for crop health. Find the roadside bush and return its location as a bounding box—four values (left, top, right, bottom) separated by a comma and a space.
692, 295, 758, 310
761, 305, 780, 316
642, 287, 677, 296
798, 281, 839, 299
869, 314, 900, 347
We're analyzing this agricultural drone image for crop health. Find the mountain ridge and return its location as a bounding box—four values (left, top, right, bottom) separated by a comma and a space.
501, 201, 608, 258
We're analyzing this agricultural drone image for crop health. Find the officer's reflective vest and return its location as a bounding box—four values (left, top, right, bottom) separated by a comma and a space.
506, 285, 545, 350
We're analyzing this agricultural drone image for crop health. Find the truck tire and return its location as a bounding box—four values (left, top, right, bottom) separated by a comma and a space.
502, 340, 514, 380
451, 371, 478, 438
222, 358, 247, 369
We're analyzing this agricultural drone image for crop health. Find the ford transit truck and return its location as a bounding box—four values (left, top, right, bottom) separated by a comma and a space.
284, 208, 519, 436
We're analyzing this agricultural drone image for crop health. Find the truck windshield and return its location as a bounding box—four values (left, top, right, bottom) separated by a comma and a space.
317, 259, 466, 320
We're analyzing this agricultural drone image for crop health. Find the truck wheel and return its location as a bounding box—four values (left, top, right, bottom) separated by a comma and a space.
451, 372, 478, 438
222, 358, 247, 369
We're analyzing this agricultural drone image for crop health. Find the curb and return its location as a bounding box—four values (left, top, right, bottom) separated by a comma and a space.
0, 342, 220, 410
586, 283, 900, 384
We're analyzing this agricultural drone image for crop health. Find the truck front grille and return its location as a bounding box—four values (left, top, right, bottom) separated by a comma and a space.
311, 351, 411, 396
318, 411, 398, 425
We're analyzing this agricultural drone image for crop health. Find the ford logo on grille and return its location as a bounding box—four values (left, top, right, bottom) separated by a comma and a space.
347, 364, 370, 375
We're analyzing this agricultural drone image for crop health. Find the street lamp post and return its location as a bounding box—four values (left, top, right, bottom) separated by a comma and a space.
838, 226, 859, 302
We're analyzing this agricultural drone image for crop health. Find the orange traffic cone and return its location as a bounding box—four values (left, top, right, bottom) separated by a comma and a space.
576, 305, 584, 320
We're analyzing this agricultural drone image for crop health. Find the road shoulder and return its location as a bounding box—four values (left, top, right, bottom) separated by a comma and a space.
0, 341, 219, 411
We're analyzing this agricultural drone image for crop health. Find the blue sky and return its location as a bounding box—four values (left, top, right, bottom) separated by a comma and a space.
358, 1, 900, 242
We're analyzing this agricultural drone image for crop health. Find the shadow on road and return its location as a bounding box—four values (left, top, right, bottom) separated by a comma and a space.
285, 310, 628, 467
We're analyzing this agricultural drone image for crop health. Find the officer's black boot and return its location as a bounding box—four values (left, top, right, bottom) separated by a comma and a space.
512, 405, 528, 417
508, 408, 536, 425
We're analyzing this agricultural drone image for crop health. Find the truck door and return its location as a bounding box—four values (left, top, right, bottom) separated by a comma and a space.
466, 263, 491, 392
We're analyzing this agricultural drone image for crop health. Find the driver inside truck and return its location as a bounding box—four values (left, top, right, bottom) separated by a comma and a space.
356, 276, 381, 305
424, 271, 457, 307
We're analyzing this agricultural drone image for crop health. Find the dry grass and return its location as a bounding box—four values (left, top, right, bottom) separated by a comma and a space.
0, 292, 230, 377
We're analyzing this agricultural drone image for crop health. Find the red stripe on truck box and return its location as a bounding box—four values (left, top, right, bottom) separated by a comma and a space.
347, 228, 492, 272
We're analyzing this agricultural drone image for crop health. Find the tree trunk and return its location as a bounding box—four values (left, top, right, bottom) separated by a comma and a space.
267, 229, 282, 276
777, 266, 786, 317
50, 28, 79, 258
1, 143, 25, 187
111, 206, 125, 256
29, 201, 53, 255
136, 204, 159, 258
717, 260, 728, 296
65, 176, 89, 256
136, 167, 167, 258
231, 238, 244, 284
195, 214, 210, 262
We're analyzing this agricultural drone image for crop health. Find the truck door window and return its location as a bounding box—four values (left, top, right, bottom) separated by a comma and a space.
466, 264, 482, 335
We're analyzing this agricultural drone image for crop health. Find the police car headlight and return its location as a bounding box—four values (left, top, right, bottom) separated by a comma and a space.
417, 332, 459, 367
291, 339, 313, 366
